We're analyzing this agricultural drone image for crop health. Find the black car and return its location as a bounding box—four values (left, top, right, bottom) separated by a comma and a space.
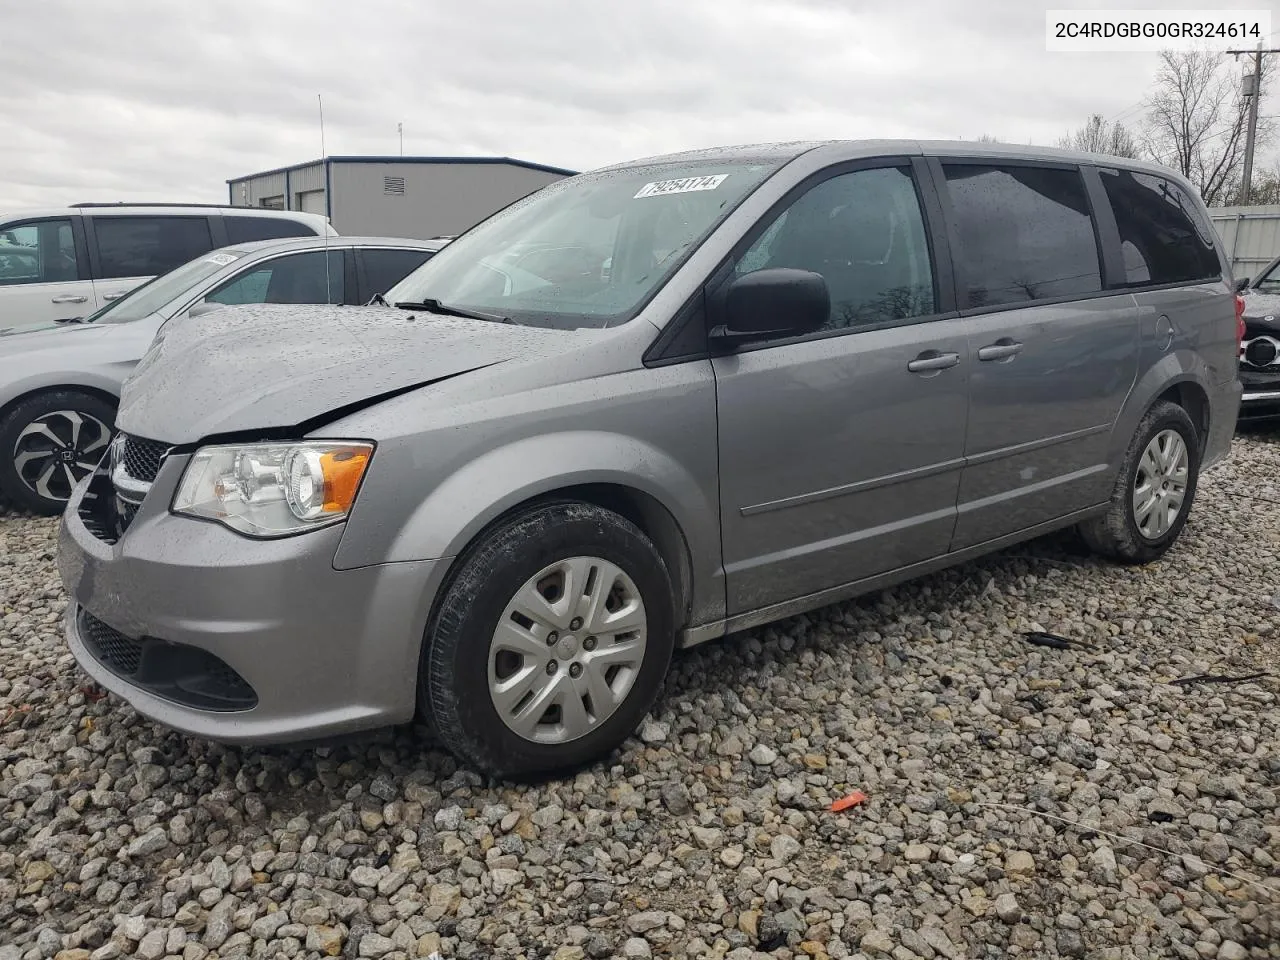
1238, 256, 1280, 421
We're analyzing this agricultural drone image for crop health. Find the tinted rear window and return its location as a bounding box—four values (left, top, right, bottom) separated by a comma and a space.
94, 216, 214, 279
1099, 169, 1220, 286
942, 164, 1102, 309
225, 216, 320, 244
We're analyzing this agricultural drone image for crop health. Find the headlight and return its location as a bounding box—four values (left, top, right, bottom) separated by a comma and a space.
172, 441, 373, 537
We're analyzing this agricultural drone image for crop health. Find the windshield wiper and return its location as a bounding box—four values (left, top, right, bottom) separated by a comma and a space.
368, 293, 389, 306
392, 298, 514, 324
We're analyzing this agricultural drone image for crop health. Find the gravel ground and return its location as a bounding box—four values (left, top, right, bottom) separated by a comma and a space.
0, 431, 1277, 960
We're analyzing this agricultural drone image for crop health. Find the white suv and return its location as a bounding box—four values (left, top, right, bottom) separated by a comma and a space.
0, 204, 335, 332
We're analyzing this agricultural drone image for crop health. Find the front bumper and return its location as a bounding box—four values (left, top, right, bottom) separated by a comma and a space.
58, 456, 445, 744
1239, 388, 1280, 420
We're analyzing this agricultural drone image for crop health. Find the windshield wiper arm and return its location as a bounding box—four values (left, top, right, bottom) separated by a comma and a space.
393, 298, 514, 324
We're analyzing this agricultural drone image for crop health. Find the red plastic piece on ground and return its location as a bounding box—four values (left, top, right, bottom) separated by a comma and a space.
830, 790, 869, 812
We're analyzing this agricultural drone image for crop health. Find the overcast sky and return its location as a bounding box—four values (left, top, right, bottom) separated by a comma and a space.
1, 0, 1276, 208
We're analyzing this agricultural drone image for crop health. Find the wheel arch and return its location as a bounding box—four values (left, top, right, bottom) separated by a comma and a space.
0, 382, 120, 428
1109, 352, 1215, 467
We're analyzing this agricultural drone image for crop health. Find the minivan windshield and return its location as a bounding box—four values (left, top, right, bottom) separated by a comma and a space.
93, 249, 249, 324
385, 160, 785, 328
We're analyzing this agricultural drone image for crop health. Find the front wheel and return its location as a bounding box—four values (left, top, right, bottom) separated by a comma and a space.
0, 390, 116, 514
420, 501, 675, 780
1079, 400, 1200, 564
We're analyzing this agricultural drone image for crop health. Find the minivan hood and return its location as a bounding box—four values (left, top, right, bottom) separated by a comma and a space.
116, 304, 574, 443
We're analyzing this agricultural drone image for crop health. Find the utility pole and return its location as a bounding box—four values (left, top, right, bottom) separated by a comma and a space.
398, 122, 404, 156
1227, 45, 1280, 205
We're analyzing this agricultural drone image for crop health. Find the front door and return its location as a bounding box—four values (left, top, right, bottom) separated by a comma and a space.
933, 161, 1139, 549
0, 217, 96, 330
714, 163, 969, 616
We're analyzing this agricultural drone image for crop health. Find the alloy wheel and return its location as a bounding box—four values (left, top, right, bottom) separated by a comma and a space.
13, 410, 111, 503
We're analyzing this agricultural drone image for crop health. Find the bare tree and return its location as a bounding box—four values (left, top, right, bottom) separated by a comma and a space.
975, 134, 1003, 142
1143, 49, 1273, 205
1058, 114, 1143, 158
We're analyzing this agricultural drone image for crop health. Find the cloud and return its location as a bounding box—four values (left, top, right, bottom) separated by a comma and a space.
0, 0, 1268, 208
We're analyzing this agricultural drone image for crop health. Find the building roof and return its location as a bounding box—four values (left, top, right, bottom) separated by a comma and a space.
227, 155, 578, 184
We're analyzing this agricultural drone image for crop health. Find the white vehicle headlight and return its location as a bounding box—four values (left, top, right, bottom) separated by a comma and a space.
172, 441, 374, 537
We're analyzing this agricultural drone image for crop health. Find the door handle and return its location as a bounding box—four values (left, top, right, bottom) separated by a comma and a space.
103, 292, 126, 301
907, 351, 960, 373
51, 294, 88, 304
978, 340, 1023, 361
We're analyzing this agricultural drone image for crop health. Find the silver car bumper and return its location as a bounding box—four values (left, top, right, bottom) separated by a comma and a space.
58, 458, 444, 744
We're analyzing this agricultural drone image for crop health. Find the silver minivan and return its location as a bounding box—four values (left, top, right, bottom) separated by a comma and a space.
58, 140, 1242, 779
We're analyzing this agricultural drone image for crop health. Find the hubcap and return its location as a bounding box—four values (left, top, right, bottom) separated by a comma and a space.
1133, 428, 1188, 540
13, 410, 111, 503
488, 556, 648, 745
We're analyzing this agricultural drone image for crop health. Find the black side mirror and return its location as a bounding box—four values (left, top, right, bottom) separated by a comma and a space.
1235, 277, 1251, 292
710, 268, 829, 347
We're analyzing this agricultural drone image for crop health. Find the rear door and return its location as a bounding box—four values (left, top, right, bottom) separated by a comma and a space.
86, 215, 216, 305
931, 158, 1139, 550
714, 160, 970, 615
0, 216, 94, 329
356, 247, 435, 303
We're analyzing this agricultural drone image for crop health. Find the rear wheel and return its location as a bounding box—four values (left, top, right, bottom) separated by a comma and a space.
1079, 400, 1199, 564
420, 501, 674, 780
0, 390, 115, 514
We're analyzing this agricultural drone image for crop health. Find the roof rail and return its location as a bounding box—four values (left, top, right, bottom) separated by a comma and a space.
70, 202, 311, 211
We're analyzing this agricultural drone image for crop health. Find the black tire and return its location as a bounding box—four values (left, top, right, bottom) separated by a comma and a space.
0, 390, 116, 515
420, 501, 675, 780
1079, 400, 1200, 564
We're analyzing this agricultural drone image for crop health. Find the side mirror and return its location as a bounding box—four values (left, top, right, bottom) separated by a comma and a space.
710, 268, 830, 347
1235, 277, 1251, 292
189, 300, 225, 318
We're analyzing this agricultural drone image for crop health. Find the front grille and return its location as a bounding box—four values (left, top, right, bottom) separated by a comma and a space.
120, 435, 171, 483
77, 610, 258, 711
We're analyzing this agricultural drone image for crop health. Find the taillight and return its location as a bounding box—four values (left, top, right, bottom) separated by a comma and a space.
1235, 294, 1246, 347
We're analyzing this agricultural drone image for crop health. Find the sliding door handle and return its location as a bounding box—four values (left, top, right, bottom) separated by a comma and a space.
978, 340, 1023, 361
907, 351, 960, 373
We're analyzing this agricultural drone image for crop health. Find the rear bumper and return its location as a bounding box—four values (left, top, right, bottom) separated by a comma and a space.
58, 459, 445, 744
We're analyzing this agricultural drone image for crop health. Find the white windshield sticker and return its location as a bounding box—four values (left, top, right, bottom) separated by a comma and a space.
634, 174, 728, 199
203, 253, 238, 266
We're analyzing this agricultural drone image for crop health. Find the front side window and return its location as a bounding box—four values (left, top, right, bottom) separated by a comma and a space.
733, 166, 937, 330
385, 160, 786, 329
205, 250, 344, 306
1099, 169, 1221, 286
0, 219, 79, 286
94, 216, 214, 279
943, 164, 1102, 308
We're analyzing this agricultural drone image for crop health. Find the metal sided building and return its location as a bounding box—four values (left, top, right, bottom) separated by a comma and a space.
226, 156, 577, 240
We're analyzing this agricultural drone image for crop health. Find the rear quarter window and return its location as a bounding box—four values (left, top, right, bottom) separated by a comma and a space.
1099, 169, 1220, 286
225, 216, 321, 244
